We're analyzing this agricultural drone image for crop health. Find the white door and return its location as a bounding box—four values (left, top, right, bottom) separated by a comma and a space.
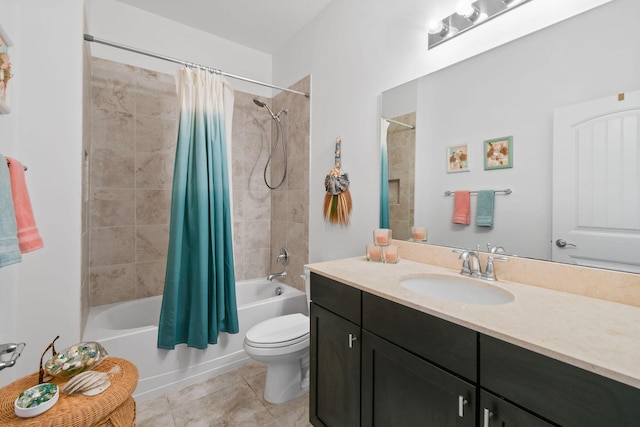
552, 91, 640, 273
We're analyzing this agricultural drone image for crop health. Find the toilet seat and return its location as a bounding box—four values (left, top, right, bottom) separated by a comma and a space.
245, 313, 309, 349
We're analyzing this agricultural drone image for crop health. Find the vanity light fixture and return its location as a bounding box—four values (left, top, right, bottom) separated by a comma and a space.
428, 0, 533, 49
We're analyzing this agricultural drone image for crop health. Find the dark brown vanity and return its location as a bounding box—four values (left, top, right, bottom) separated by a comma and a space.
309, 271, 640, 427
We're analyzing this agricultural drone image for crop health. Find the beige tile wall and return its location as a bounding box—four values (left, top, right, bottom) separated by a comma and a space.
270, 76, 311, 292
387, 112, 416, 241
89, 58, 176, 306
89, 58, 310, 306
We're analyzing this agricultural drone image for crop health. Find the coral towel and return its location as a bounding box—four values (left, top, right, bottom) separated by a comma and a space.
7, 157, 43, 253
452, 190, 471, 225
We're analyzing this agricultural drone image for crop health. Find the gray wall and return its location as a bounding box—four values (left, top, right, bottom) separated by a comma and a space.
415, 0, 640, 259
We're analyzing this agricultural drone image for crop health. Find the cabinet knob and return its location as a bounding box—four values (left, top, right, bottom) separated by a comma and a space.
348, 333, 358, 349
458, 396, 468, 417
483, 408, 493, 427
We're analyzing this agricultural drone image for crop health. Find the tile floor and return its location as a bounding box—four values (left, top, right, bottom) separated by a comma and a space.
136, 362, 312, 426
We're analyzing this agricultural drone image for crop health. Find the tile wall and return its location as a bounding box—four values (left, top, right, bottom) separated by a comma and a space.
387, 112, 416, 241
270, 76, 311, 292
88, 57, 310, 306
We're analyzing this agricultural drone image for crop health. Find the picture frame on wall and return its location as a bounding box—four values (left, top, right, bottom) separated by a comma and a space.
484, 136, 513, 170
0, 22, 13, 114
446, 144, 469, 173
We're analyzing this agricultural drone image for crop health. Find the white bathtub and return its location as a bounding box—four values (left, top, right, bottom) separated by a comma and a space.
83, 279, 308, 401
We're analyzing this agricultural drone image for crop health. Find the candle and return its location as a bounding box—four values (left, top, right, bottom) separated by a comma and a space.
373, 229, 392, 246
366, 243, 382, 261
383, 245, 399, 263
410, 226, 427, 242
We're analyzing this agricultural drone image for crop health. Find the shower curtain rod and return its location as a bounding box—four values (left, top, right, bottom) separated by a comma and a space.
84, 34, 310, 98
384, 118, 415, 129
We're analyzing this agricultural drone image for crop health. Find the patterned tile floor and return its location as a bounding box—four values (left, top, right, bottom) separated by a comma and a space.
136, 361, 312, 426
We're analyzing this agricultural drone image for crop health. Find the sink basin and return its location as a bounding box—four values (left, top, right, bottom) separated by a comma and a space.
400, 274, 514, 305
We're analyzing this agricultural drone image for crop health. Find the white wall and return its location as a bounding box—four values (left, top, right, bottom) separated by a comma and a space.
0, 0, 84, 386
0, 1, 19, 379
85, 0, 274, 99
273, 0, 613, 263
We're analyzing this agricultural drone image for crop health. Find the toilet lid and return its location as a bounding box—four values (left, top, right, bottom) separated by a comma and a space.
245, 313, 309, 347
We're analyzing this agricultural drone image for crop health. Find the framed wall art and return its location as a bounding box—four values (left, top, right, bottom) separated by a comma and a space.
484, 136, 513, 170
0, 22, 13, 114
446, 144, 469, 173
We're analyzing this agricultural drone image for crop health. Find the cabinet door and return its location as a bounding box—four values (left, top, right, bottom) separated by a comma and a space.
310, 303, 361, 427
361, 331, 475, 427
481, 334, 640, 427
480, 390, 555, 427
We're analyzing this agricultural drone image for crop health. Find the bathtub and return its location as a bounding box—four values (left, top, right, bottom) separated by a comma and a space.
83, 279, 308, 401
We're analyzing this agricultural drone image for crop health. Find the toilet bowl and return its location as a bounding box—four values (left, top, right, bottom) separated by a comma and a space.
243, 269, 311, 404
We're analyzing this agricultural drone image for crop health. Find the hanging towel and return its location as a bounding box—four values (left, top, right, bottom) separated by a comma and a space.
0, 155, 22, 267
476, 190, 496, 227
452, 190, 471, 224
7, 157, 43, 253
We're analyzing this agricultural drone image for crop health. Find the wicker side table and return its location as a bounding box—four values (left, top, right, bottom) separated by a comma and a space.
0, 357, 138, 426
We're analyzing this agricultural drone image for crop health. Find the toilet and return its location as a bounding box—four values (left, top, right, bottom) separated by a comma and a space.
243, 270, 311, 404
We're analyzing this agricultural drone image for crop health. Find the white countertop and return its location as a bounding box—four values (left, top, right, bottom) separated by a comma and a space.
307, 256, 640, 389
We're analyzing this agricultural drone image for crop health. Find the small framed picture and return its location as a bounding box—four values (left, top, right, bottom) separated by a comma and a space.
484, 136, 513, 170
446, 144, 469, 173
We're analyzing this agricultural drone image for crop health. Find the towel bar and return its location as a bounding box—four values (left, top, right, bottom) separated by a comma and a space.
444, 188, 511, 196
5, 160, 27, 171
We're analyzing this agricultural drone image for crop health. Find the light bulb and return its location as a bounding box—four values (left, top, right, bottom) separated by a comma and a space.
456, 0, 480, 21
427, 20, 446, 35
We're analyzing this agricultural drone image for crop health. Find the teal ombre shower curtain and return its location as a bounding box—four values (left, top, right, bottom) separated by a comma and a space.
380, 119, 390, 228
158, 68, 239, 349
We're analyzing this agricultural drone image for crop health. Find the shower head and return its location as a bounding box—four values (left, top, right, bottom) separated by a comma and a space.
253, 98, 276, 119
253, 98, 267, 108
253, 98, 278, 121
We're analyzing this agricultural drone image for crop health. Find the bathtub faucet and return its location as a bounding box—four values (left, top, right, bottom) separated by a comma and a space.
267, 271, 287, 282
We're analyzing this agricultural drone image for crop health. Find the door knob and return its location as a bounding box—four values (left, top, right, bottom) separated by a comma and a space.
555, 239, 576, 248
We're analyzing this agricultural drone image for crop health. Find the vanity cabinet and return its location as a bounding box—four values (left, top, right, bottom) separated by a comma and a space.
310, 272, 640, 427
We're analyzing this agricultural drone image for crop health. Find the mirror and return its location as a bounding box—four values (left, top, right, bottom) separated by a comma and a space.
381, 0, 640, 271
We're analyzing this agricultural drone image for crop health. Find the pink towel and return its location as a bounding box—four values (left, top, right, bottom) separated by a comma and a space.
452, 190, 471, 224
7, 157, 43, 253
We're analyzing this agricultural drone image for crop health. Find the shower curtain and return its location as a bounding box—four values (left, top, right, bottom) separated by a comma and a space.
380, 119, 390, 228
158, 68, 239, 350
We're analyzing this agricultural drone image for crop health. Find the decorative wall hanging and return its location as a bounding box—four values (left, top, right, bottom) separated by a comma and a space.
484, 136, 513, 170
323, 137, 352, 225
0, 23, 12, 114
447, 144, 470, 173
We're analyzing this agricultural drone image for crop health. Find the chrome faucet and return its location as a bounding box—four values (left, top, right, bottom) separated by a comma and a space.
452, 248, 508, 281
454, 249, 482, 277
267, 271, 287, 282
